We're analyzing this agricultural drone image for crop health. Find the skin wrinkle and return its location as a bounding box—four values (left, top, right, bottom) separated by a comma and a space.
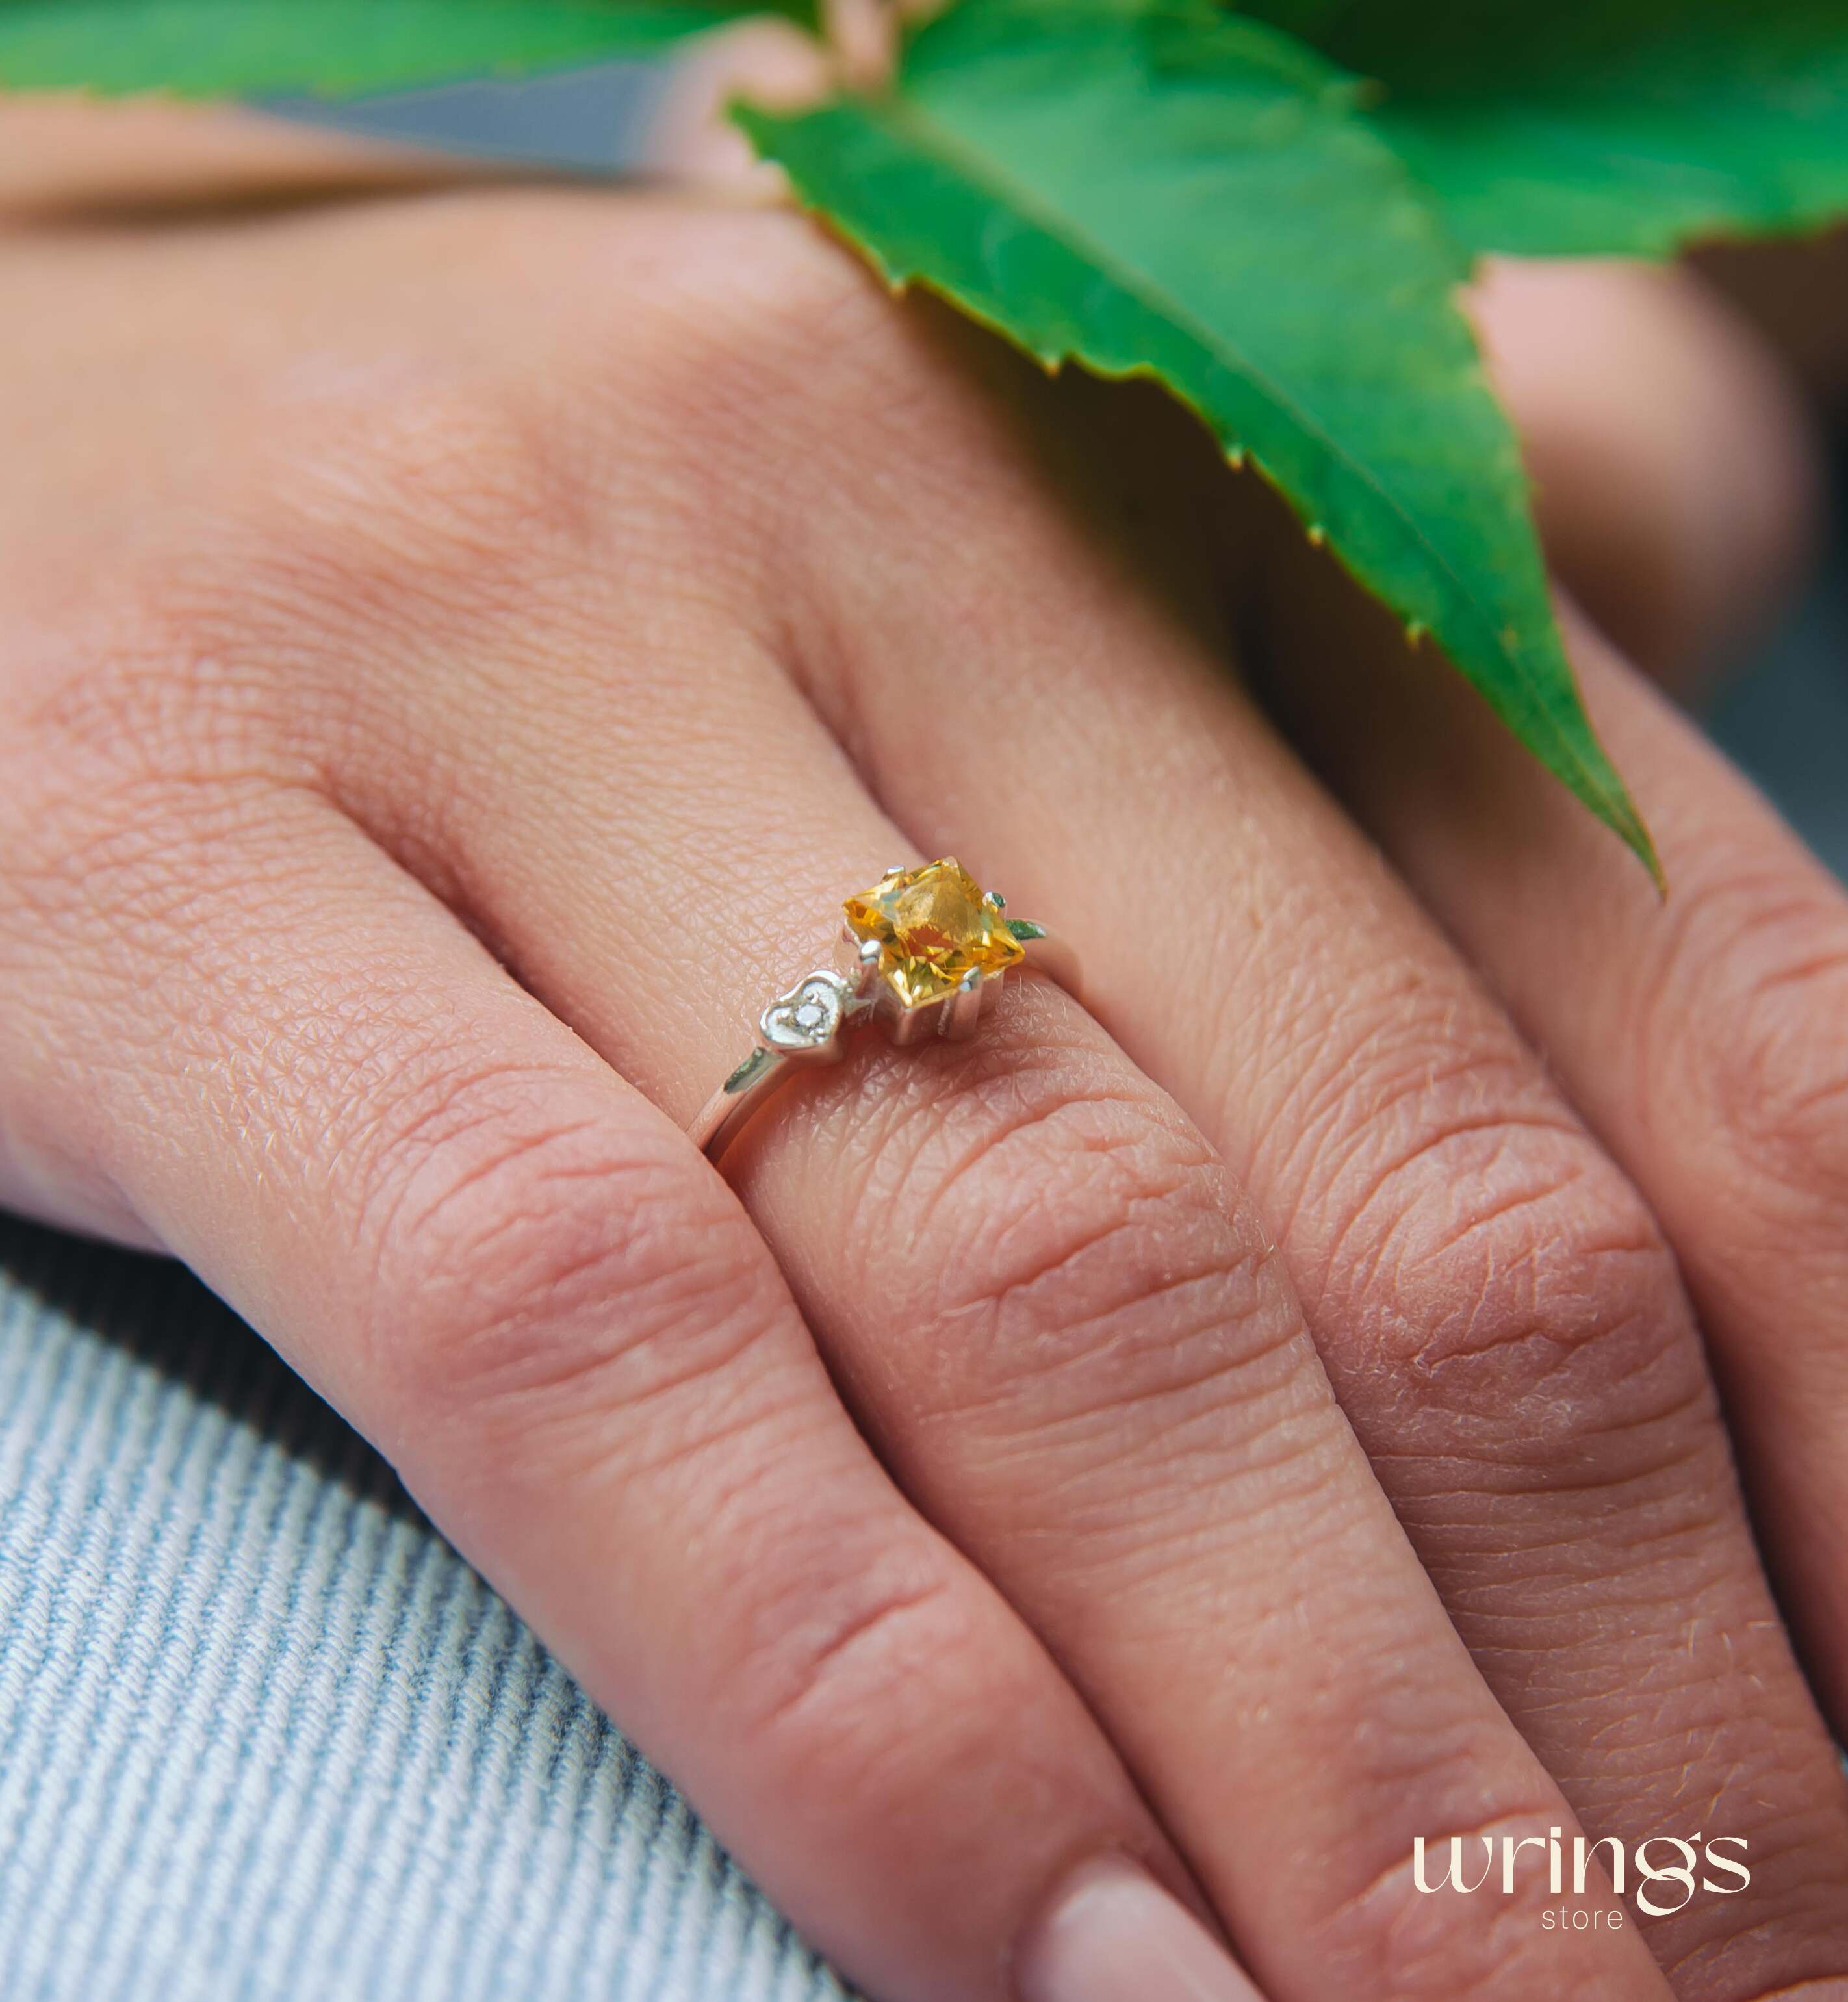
929, 1315, 1338, 1541
726, 1552, 1017, 1765
798, 1036, 1315, 1434
810, 1049, 1318, 1462
1322, 1120, 1607, 1331
1680, 1007, 1848, 1231
1254, 997, 1544, 1215
1222, 568, 1848, 1986
1337, 1174, 1695, 1415
931, 1262, 1305, 1431
899, 1055, 1179, 1250
747, 1565, 965, 1739
363, 1114, 761, 1416
727, 203, 1848, 1986
1292, 1042, 1585, 1225
1255, 982, 1587, 1200
1381, 1458, 1731, 1575
1042, 1448, 1357, 1610
712, 1528, 980, 1770
7, 173, 1847, 1999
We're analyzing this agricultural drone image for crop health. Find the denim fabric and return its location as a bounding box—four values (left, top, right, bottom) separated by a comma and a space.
0, 1218, 851, 2002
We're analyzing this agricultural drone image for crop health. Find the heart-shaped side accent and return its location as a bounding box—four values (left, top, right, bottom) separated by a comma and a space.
760, 973, 847, 1054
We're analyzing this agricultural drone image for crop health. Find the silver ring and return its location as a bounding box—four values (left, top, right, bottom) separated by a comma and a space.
690, 858, 1077, 1161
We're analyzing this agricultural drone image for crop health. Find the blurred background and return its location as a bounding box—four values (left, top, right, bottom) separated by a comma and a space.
1711, 510, 1848, 879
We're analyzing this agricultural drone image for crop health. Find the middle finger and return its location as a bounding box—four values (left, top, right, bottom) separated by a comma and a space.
782, 363, 1848, 1991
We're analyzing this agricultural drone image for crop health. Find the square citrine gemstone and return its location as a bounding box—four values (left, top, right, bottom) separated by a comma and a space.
843, 858, 1024, 1009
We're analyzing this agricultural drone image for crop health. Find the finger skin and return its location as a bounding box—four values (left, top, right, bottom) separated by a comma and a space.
0, 97, 445, 220
700, 280, 1848, 1994
0, 775, 1201, 2002
328, 528, 1671, 1997
1268, 581, 1848, 1751
400, 762, 1671, 2002
0, 186, 1681, 2001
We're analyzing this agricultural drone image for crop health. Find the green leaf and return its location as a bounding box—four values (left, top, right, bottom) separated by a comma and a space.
1238, 1, 1848, 257
738, 0, 1656, 872
0, 0, 815, 97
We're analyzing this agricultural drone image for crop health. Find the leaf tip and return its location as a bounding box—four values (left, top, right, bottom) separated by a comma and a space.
1588, 774, 1666, 893
1630, 819, 1669, 898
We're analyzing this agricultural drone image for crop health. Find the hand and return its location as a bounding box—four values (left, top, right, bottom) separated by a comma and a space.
1, 127, 1843, 2002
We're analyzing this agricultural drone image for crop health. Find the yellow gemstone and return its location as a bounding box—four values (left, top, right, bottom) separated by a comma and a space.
843, 858, 1025, 1009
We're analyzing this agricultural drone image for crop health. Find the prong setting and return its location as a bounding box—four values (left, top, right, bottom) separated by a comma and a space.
690, 860, 1074, 1160
942, 966, 986, 1041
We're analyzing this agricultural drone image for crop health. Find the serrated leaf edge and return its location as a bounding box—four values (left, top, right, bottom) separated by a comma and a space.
734, 90, 1662, 882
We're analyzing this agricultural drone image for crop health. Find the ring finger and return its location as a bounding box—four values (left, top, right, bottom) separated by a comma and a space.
739, 342, 1848, 1994
313, 576, 1673, 2002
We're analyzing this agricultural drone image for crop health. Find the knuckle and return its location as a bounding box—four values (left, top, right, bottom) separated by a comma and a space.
844, 1022, 1308, 1444
110, 203, 960, 743
1307, 1019, 1710, 1476
355, 1060, 769, 1437
1672, 871, 1848, 1228
0, 758, 273, 987
734, 1530, 1053, 1823
745, 1543, 969, 1743
224, 366, 593, 663
9, 567, 301, 801
597, 205, 1047, 573
8, 409, 563, 801
613, 202, 928, 452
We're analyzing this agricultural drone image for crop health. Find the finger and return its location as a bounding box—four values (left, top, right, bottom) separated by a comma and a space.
1259, 569, 1848, 1749
1469, 257, 1821, 690
643, 18, 834, 189
739, 337, 1848, 1990
0, 97, 459, 222
346, 593, 1673, 2001
0, 778, 1226, 2002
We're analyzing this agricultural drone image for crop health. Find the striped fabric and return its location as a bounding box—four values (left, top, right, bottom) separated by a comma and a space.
0, 1218, 851, 2002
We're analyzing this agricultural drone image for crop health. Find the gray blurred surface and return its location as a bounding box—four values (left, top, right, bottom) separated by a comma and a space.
268, 58, 676, 173
1711, 501, 1848, 880
0, 1220, 849, 2002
